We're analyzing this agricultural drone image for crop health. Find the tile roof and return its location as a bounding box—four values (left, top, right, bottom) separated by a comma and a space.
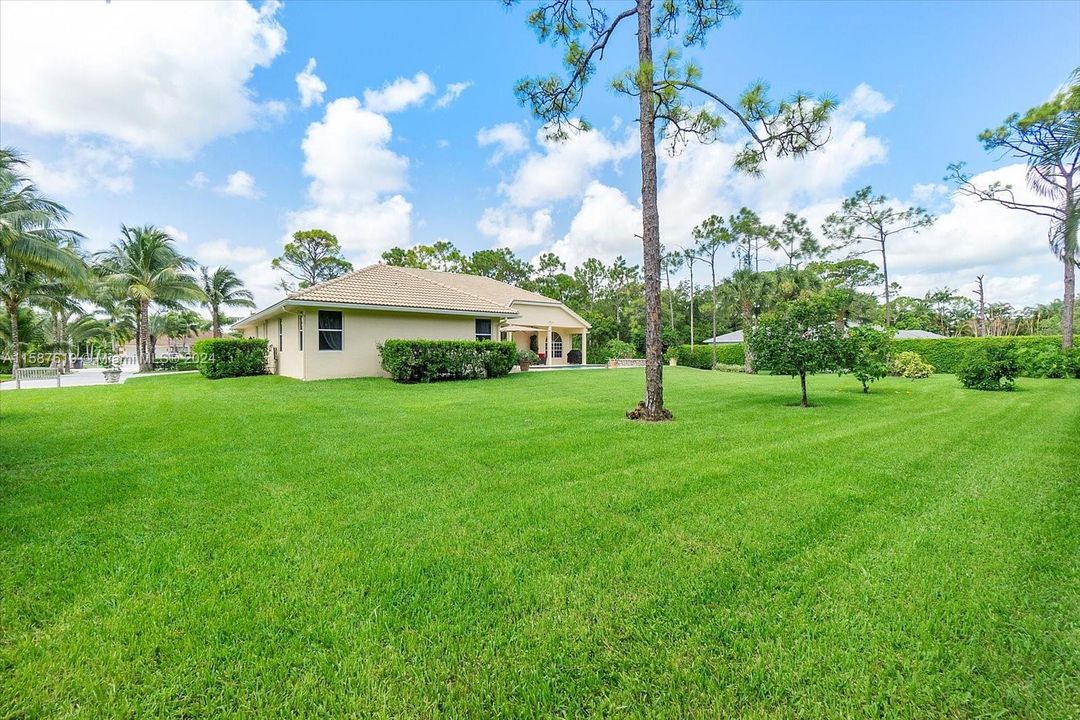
283, 264, 516, 315
394, 267, 559, 306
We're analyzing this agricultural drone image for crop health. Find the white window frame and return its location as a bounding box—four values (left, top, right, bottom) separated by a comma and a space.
298, 314, 304, 351
551, 331, 563, 358
277, 318, 283, 351
318, 310, 344, 351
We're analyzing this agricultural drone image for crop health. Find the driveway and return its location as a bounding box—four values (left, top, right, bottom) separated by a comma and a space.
1, 365, 156, 391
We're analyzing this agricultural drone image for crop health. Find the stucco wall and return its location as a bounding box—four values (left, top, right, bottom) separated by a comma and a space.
511, 302, 585, 329
249, 307, 503, 380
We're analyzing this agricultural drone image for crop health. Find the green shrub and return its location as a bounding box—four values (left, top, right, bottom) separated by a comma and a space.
890, 336, 1070, 376
846, 326, 892, 392
192, 338, 268, 379
379, 339, 515, 383
516, 348, 540, 365
1015, 344, 1080, 378
668, 344, 746, 369
890, 351, 934, 379
958, 345, 1020, 391
713, 363, 745, 373
153, 358, 202, 372
600, 339, 636, 361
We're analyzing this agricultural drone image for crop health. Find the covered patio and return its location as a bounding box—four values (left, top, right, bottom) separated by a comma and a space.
500, 322, 588, 366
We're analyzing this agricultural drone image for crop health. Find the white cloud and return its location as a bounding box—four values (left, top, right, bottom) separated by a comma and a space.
296, 57, 327, 109
435, 81, 472, 109
283, 97, 413, 265
500, 124, 637, 208
196, 239, 280, 309
301, 97, 408, 205
888, 163, 1060, 305
549, 182, 642, 266
189, 171, 209, 190
162, 225, 190, 245
27, 141, 133, 196
216, 170, 262, 199
437, 139, 450, 149
477, 207, 553, 250
362, 72, 435, 113
0, 0, 286, 157
476, 123, 530, 163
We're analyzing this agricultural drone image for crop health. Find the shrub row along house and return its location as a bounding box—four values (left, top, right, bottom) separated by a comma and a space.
234, 264, 591, 380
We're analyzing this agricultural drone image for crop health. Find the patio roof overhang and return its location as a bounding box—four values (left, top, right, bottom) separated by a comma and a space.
500, 322, 588, 332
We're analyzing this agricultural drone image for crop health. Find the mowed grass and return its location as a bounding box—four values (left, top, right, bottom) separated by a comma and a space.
1, 368, 1077, 718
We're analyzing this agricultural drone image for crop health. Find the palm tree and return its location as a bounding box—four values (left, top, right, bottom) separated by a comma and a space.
721, 269, 775, 373
0, 148, 84, 276
200, 266, 255, 337
0, 263, 51, 371
97, 225, 204, 372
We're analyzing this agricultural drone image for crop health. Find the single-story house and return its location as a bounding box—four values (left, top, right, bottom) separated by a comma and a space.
701, 328, 947, 344
233, 264, 592, 380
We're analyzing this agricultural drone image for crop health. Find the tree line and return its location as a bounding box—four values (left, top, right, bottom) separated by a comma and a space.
0, 149, 256, 373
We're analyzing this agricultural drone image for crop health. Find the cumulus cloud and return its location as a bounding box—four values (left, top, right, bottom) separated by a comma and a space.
196, 239, 281, 309
28, 141, 134, 196
363, 72, 435, 113
477, 207, 553, 250
189, 171, 209, 190
296, 57, 327, 108
887, 163, 1062, 304
435, 81, 472, 109
0, 0, 287, 157
500, 124, 637, 208
549, 182, 642, 266
216, 170, 263, 199
477, 123, 530, 163
283, 97, 413, 264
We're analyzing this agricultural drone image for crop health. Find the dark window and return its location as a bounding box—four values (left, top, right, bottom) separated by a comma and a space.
318, 311, 343, 351
277, 318, 283, 350
475, 319, 492, 341
298, 314, 304, 351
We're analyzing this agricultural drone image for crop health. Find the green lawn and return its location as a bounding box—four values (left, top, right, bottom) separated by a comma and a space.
1, 369, 1077, 718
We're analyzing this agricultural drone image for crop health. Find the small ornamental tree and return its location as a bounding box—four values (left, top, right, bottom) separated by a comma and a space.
748, 297, 846, 407
846, 325, 891, 393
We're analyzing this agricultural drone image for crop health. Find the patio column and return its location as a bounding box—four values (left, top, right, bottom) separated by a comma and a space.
545, 326, 551, 365
581, 328, 587, 364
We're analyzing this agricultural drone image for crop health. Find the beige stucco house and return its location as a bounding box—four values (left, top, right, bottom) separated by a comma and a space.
233, 264, 591, 380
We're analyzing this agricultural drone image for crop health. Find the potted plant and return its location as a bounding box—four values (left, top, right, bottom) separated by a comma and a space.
102, 356, 122, 384
517, 349, 540, 371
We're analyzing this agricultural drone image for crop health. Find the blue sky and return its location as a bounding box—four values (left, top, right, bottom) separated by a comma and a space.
1, 0, 1077, 309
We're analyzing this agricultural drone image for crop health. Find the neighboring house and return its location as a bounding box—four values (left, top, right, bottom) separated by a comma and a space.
700, 328, 948, 344
232, 264, 592, 380
118, 331, 215, 358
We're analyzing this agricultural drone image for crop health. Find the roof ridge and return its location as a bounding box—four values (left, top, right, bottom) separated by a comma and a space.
406, 267, 561, 304
289, 263, 381, 299
393, 266, 515, 312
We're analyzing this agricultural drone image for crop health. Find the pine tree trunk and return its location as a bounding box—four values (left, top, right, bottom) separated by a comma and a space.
627, 0, 671, 422
688, 263, 695, 346
800, 371, 808, 407
880, 236, 891, 327
138, 299, 151, 372
1064, 248, 1075, 350
710, 263, 718, 368
8, 303, 20, 373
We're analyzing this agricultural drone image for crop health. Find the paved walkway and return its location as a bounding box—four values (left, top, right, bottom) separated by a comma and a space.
0, 365, 179, 391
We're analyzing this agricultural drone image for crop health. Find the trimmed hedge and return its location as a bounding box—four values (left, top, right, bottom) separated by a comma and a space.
890, 336, 1076, 377
668, 344, 746, 369
153, 358, 202, 372
379, 339, 516, 383
192, 338, 268, 379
